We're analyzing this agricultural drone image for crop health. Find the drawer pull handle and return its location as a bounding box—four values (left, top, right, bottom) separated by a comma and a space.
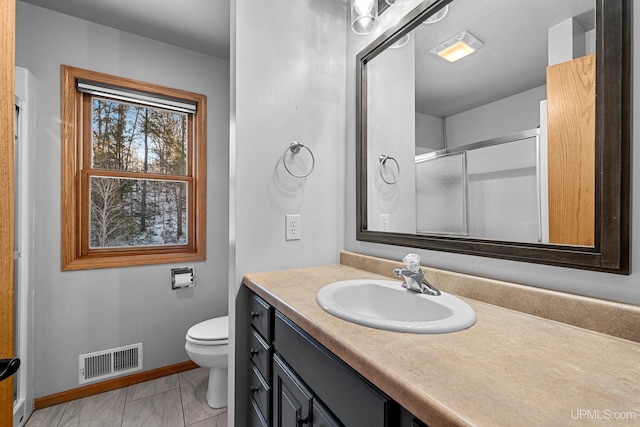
250, 311, 260, 319
250, 348, 260, 357
297, 415, 309, 425
250, 386, 261, 393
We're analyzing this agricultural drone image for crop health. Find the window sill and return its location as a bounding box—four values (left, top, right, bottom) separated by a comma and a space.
61, 250, 205, 271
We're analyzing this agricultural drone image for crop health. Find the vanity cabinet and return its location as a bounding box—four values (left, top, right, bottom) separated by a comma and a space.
273, 353, 340, 426
236, 286, 427, 427
247, 292, 273, 426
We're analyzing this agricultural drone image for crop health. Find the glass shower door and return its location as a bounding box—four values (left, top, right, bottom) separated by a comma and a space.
415, 152, 468, 236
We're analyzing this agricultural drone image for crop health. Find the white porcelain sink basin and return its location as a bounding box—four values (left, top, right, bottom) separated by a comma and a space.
316, 279, 476, 334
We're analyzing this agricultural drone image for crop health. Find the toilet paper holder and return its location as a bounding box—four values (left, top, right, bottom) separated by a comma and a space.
171, 266, 195, 289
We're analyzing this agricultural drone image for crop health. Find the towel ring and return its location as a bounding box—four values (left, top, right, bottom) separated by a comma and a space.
283, 141, 315, 178
379, 154, 400, 184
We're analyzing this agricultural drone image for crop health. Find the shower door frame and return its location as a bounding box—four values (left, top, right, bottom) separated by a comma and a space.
12, 68, 35, 427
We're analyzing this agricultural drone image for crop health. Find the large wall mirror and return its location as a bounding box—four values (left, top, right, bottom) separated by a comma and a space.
356, 0, 630, 273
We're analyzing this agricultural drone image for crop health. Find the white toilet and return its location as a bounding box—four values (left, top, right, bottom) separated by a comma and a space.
185, 316, 229, 408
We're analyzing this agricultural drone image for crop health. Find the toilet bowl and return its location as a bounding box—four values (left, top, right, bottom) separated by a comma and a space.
185, 316, 229, 408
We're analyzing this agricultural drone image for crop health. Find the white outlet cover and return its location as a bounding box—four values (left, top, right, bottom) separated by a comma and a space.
379, 214, 390, 231
285, 214, 301, 241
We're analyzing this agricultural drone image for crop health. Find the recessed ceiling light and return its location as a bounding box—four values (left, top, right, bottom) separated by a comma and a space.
430, 30, 483, 63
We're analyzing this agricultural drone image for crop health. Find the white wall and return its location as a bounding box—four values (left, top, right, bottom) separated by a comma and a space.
229, 0, 346, 423
345, 0, 640, 306
16, 1, 230, 397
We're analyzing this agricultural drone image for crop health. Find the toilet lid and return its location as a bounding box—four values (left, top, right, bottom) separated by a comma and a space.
187, 316, 228, 342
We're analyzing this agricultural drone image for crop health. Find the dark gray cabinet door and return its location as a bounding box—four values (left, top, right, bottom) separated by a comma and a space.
273, 354, 312, 427
312, 400, 341, 427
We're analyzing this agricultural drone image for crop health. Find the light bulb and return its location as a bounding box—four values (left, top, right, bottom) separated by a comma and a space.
355, 0, 375, 14
390, 34, 410, 49
386, 0, 411, 6
351, 0, 378, 35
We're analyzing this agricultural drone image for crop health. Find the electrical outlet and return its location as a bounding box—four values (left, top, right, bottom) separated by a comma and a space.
379, 214, 390, 231
285, 214, 301, 241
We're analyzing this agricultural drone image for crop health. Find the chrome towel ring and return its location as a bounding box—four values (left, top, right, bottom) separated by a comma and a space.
283, 141, 315, 178
379, 154, 400, 184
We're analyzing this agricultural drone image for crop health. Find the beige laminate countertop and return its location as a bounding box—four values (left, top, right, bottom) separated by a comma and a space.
243, 264, 640, 427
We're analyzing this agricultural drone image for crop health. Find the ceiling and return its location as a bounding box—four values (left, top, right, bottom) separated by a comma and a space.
20, 0, 231, 59
19, 0, 595, 117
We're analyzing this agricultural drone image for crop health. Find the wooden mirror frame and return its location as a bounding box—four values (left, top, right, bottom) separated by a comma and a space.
356, 0, 631, 273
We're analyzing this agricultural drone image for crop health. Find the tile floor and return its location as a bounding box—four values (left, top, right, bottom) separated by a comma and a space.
24, 368, 227, 427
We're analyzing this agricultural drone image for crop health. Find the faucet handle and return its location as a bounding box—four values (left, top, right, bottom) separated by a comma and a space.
402, 253, 421, 272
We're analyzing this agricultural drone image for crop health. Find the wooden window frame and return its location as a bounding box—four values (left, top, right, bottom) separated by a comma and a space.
61, 65, 207, 270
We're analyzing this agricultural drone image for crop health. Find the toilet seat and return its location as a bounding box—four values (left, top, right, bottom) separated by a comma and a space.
186, 316, 229, 346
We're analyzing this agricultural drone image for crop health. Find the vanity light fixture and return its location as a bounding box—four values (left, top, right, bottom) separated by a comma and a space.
351, 0, 378, 35
390, 33, 410, 49
430, 30, 483, 62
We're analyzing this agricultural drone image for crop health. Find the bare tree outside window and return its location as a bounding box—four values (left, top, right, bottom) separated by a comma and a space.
60, 65, 206, 270
91, 99, 188, 175
89, 99, 189, 249
90, 177, 188, 248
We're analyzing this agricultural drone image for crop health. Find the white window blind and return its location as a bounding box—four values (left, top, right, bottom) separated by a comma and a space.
77, 81, 196, 114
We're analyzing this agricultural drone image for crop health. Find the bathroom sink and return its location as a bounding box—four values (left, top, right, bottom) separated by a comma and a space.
316, 279, 476, 334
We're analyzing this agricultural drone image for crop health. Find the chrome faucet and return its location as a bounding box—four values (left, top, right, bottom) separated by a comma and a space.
393, 253, 441, 296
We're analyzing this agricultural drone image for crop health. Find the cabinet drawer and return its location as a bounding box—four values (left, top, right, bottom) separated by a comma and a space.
249, 293, 272, 341
249, 365, 271, 419
250, 327, 271, 380
250, 398, 269, 427
275, 311, 391, 427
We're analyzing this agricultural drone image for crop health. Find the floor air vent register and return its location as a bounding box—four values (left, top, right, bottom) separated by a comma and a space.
79, 343, 143, 384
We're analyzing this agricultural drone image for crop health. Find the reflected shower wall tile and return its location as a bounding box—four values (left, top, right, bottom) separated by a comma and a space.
58, 388, 127, 427
180, 367, 226, 426
126, 373, 180, 402
122, 388, 184, 427
24, 402, 68, 427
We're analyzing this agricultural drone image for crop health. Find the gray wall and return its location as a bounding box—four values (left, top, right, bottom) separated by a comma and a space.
16, 2, 230, 397
345, 0, 640, 306
415, 82, 545, 153
229, 0, 346, 423
231, 0, 346, 294
415, 112, 443, 153
445, 85, 546, 147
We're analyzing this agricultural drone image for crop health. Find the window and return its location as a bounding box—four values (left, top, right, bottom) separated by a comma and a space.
61, 65, 206, 270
